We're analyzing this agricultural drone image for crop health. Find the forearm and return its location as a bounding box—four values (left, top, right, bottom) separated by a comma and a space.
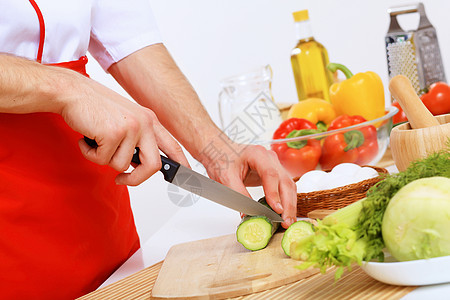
108, 44, 297, 225
0, 54, 71, 114
108, 44, 226, 163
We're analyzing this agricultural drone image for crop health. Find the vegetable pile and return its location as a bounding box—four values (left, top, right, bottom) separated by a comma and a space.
274, 63, 388, 177
290, 146, 450, 279
272, 114, 379, 177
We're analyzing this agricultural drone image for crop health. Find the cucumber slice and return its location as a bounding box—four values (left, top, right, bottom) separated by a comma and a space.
236, 198, 280, 251
281, 221, 315, 257
236, 216, 276, 251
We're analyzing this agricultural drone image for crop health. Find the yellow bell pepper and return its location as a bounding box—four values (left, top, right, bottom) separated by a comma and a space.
327, 63, 385, 121
287, 98, 337, 131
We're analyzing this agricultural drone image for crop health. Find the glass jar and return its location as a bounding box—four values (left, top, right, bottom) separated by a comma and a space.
218, 65, 282, 145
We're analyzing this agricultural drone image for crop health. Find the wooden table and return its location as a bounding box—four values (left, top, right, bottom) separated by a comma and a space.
78, 148, 404, 299
77, 260, 416, 300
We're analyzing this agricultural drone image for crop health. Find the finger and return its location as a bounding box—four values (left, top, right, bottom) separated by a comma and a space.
265, 151, 297, 228
279, 174, 297, 228
108, 135, 138, 172
153, 123, 191, 168
245, 149, 283, 215
115, 134, 161, 186
79, 136, 120, 166
242, 150, 280, 187
266, 152, 297, 228
78, 138, 97, 161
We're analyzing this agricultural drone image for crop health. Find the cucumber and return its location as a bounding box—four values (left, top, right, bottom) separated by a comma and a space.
281, 221, 315, 257
236, 198, 280, 251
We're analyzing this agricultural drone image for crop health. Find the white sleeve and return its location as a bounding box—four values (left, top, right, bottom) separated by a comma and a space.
88, 0, 163, 71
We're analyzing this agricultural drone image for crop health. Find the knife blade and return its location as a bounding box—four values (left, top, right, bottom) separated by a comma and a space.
84, 137, 284, 222
160, 156, 284, 222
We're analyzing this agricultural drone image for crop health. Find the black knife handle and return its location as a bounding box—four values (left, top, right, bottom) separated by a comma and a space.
159, 155, 180, 183
83, 136, 179, 182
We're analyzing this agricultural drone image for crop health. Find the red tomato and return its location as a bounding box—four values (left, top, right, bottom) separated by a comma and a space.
420, 82, 450, 116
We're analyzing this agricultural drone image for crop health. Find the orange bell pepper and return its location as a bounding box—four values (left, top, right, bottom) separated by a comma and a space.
287, 98, 337, 131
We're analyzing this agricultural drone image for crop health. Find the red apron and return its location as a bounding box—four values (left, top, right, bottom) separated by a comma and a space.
0, 1, 140, 299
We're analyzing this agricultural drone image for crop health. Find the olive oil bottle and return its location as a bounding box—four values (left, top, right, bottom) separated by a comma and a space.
291, 10, 333, 102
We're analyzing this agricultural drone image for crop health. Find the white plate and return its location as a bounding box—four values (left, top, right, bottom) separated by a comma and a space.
361, 255, 450, 286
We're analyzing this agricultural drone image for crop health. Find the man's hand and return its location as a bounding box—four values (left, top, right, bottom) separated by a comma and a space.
58, 71, 190, 186
0, 54, 189, 186
200, 143, 297, 229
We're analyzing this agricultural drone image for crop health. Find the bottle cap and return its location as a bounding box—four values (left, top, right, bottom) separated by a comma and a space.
292, 10, 309, 22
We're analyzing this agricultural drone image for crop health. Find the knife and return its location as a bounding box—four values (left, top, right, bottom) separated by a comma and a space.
84, 137, 284, 222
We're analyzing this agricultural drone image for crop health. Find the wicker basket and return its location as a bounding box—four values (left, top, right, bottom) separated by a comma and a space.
295, 166, 389, 218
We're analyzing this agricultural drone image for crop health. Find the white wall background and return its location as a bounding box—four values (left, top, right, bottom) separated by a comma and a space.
86, 0, 450, 243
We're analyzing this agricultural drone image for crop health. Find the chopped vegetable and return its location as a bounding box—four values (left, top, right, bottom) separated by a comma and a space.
236, 198, 280, 251
237, 216, 278, 251
282, 221, 315, 257
290, 146, 450, 279
382, 176, 450, 261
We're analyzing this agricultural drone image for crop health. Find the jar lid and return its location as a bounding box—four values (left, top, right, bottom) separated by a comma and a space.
293, 10, 309, 22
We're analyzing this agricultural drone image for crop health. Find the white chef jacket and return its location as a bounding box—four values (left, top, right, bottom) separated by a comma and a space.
0, 0, 162, 70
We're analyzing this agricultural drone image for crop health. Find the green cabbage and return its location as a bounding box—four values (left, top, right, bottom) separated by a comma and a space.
382, 176, 450, 261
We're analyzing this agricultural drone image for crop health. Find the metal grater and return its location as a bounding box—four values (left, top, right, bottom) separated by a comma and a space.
385, 2, 446, 94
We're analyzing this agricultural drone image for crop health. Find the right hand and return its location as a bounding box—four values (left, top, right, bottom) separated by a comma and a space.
57, 69, 190, 186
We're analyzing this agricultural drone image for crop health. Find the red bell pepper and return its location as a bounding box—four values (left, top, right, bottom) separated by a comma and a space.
271, 118, 322, 177
319, 115, 378, 169
420, 82, 450, 116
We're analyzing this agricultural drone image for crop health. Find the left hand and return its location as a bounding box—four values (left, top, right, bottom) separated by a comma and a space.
106, 44, 297, 226
200, 143, 297, 229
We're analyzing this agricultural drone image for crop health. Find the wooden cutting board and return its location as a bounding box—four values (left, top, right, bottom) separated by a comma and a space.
151, 232, 320, 299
